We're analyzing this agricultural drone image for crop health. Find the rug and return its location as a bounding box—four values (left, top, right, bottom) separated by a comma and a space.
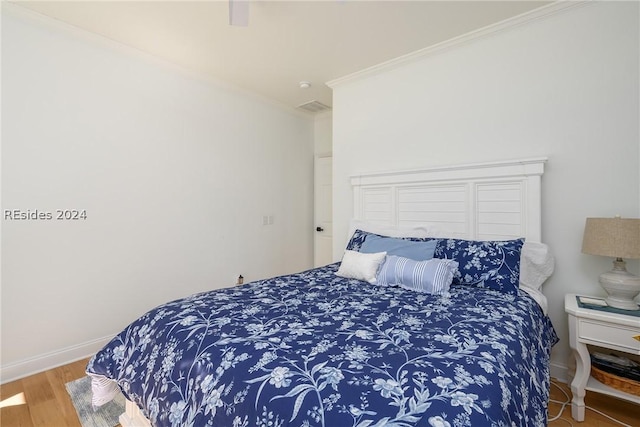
65, 376, 125, 427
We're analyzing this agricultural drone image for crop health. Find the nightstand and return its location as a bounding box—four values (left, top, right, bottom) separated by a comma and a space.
565, 294, 640, 421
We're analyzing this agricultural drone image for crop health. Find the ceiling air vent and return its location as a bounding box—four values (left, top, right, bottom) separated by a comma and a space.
297, 100, 331, 113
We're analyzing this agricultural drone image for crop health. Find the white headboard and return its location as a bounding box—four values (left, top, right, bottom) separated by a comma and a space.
351, 158, 547, 242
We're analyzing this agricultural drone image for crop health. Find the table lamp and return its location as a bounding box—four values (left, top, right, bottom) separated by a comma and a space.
581, 217, 640, 310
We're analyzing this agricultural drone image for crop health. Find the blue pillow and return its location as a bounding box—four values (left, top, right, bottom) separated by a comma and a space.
346, 229, 436, 252
377, 256, 459, 294
434, 238, 525, 294
346, 229, 377, 251
360, 234, 437, 261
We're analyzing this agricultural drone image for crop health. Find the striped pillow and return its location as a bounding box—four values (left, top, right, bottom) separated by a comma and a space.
377, 256, 459, 294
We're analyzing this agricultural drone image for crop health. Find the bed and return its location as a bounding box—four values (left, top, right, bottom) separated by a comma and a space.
87, 158, 558, 427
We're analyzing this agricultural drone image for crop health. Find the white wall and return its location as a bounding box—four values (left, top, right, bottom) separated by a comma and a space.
314, 111, 333, 156
1, 5, 314, 381
331, 2, 639, 378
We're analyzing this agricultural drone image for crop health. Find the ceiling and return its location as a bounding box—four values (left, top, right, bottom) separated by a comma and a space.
11, 0, 551, 112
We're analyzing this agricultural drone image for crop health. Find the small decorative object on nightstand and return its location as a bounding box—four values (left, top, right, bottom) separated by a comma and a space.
565, 294, 640, 421
581, 217, 640, 310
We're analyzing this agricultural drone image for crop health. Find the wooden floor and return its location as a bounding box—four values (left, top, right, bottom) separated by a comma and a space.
1, 361, 638, 426
0, 357, 119, 427
548, 380, 639, 427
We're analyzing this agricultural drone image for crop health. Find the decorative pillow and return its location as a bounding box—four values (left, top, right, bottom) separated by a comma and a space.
346, 219, 442, 242
377, 256, 459, 295
434, 238, 525, 294
345, 229, 372, 251
336, 250, 387, 284
346, 229, 436, 252
360, 234, 437, 261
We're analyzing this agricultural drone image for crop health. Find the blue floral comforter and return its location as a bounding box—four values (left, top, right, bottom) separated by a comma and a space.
87, 263, 558, 427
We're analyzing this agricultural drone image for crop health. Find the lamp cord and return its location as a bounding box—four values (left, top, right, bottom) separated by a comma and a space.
548, 380, 633, 427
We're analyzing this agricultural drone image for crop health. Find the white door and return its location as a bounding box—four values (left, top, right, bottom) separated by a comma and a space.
314, 155, 333, 267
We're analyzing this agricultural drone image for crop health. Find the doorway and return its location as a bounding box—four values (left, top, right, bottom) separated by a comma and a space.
314, 155, 332, 267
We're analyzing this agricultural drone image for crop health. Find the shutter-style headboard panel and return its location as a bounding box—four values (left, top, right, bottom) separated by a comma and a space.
351, 158, 546, 242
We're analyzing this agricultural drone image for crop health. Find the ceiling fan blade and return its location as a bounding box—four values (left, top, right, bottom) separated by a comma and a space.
229, 0, 249, 27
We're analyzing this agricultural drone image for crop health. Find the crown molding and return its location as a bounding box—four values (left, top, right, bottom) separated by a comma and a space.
327, 1, 589, 89
1, 1, 313, 120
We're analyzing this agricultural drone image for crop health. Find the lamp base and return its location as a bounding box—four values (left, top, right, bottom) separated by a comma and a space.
599, 259, 640, 311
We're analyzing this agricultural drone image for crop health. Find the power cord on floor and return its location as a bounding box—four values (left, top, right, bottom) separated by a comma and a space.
548, 380, 573, 426
548, 380, 633, 427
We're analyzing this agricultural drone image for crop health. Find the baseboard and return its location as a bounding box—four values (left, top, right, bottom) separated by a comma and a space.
550, 360, 570, 384
0, 335, 113, 384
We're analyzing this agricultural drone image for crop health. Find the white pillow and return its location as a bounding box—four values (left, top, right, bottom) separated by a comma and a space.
519, 242, 555, 291
336, 250, 387, 284
347, 219, 441, 243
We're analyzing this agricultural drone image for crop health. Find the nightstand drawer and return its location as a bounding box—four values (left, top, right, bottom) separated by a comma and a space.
579, 319, 640, 353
